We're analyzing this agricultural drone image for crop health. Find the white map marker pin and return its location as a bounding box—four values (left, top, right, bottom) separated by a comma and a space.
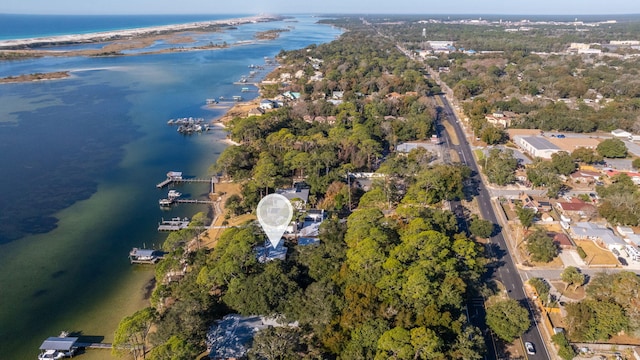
257, 194, 293, 248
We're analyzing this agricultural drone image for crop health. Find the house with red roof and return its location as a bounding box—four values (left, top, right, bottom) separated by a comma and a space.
556, 198, 596, 219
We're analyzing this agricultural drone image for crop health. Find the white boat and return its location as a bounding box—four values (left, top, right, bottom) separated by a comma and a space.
167, 190, 182, 199
159, 198, 173, 206
38, 336, 78, 360
38, 349, 66, 359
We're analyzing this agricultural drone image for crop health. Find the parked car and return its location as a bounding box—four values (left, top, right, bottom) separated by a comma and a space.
557, 134, 566, 138
525, 341, 536, 355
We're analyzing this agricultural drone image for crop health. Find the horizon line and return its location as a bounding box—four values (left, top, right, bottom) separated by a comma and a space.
2, 12, 640, 17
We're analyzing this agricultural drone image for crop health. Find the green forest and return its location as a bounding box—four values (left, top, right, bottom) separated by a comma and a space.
112, 13, 640, 360
110, 20, 496, 360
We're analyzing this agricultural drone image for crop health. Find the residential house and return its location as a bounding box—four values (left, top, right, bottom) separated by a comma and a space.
207, 315, 290, 359
605, 169, 640, 185
485, 111, 515, 128
569, 222, 627, 252
285, 91, 301, 100
517, 193, 551, 213
570, 170, 601, 184
247, 107, 265, 116
259, 99, 275, 110
276, 186, 310, 210
556, 198, 596, 218
553, 233, 573, 249
255, 239, 287, 263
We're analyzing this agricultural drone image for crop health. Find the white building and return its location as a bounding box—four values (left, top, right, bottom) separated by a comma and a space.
513, 135, 562, 159
611, 129, 632, 138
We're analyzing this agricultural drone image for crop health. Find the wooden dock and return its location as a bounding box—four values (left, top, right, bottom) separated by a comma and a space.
156, 177, 215, 188
156, 178, 173, 188
158, 217, 190, 231
77, 342, 113, 349
174, 199, 215, 205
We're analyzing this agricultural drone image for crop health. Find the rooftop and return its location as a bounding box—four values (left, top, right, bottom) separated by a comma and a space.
255, 239, 287, 263
276, 187, 310, 204
515, 135, 561, 150
207, 315, 272, 359
40, 337, 79, 351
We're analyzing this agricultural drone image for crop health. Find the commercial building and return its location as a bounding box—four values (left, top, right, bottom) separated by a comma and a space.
513, 135, 562, 159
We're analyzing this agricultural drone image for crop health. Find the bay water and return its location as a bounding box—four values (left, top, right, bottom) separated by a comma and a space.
0, 15, 341, 359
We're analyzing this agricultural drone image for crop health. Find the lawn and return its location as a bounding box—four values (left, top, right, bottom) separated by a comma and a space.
574, 240, 619, 266
550, 280, 586, 301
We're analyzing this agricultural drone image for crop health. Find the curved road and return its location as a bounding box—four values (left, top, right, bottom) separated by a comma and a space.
437, 94, 551, 359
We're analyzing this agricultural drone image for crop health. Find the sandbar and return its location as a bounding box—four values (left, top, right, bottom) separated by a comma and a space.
0, 15, 281, 49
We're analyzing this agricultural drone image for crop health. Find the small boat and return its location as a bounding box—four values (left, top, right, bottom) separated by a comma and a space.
159, 198, 173, 207
167, 119, 174, 125
129, 248, 165, 264
38, 335, 78, 360
168, 190, 182, 199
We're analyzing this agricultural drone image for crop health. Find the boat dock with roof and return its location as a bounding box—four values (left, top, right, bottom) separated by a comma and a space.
38, 332, 114, 358
129, 248, 166, 264
157, 217, 190, 231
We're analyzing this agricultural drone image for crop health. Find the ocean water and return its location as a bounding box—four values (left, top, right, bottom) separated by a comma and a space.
0, 14, 245, 40
0, 15, 342, 359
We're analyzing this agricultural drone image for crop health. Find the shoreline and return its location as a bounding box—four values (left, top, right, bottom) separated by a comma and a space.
0, 14, 281, 49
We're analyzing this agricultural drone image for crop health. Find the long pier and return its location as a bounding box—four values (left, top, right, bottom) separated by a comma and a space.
156, 177, 214, 189
77, 342, 113, 349
174, 199, 215, 205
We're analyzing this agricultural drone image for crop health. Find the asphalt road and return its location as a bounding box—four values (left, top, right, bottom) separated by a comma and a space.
438, 94, 551, 359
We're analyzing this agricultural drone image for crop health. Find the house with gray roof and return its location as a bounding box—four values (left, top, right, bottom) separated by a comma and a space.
569, 222, 627, 252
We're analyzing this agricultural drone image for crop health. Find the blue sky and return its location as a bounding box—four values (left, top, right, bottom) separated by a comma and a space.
2, 0, 639, 15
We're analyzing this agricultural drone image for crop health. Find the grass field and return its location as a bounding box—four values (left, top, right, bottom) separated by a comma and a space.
574, 240, 619, 266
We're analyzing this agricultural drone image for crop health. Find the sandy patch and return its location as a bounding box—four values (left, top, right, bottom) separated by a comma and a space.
200, 182, 247, 249
217, 99, 261, 124
441, 119, 460, 145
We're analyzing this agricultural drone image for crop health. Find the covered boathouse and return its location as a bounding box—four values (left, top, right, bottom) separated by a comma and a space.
38, 336, 79, 359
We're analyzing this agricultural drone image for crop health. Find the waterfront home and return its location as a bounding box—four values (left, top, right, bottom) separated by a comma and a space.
259, 99, 275, 110
247, 107, 265, 116
206, 315, 291, 359
276, 186, 310, 209
255, 239, 287, 263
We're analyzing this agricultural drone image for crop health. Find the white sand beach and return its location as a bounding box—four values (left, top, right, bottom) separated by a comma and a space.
0, 15, 279, 49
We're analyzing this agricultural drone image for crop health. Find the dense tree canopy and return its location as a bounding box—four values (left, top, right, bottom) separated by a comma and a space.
485, 299, 530, 342
597, 138, 628, 158
525, 227, 558, 263
482, 148, 518, 186
566, 271, 640, 341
